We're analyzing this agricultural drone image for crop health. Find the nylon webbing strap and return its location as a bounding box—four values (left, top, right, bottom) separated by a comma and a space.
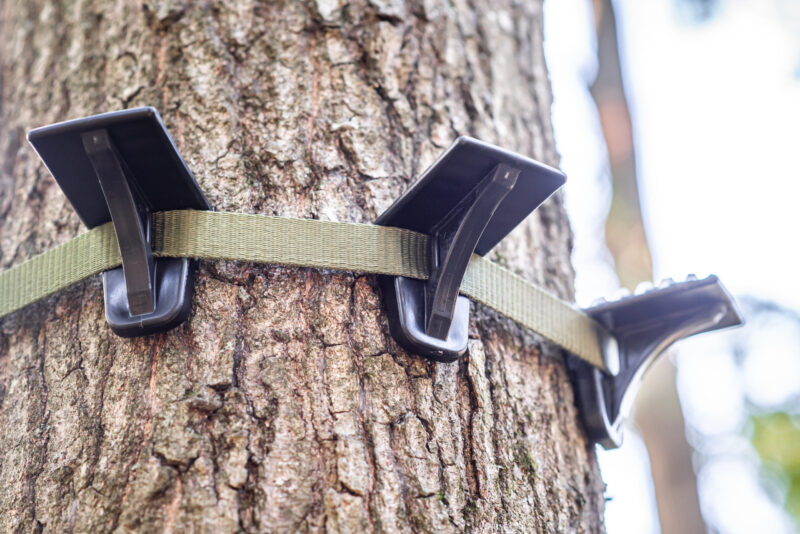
0, 223, 121, 316
0, 210, 607, 370
152, 211, 432, 280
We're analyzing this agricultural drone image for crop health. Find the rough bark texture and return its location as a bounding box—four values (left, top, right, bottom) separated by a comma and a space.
0, 1, 605, 532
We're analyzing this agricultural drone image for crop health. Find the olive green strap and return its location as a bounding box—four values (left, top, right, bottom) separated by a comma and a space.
0, 223, 121, 316
0, 210, 608, 370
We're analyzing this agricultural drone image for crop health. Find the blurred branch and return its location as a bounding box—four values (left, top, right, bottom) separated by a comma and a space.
590, 0, 653, 289
589, 1, 703, 532
633, 357, 707, 534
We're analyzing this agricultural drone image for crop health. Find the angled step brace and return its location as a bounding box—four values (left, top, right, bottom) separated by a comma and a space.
569, 275, 743, 449
376, 137, 566, 362
28, 107, 210, 337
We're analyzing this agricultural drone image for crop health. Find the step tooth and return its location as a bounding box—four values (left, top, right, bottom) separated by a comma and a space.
612, 288, 632, 301
686, 273, 698, 281
591, 297, 608, 307
635, 281, 654, 295
658, 277, 675, 288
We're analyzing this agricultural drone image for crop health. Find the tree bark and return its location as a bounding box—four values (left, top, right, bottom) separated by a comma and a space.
0, 1, 605, 532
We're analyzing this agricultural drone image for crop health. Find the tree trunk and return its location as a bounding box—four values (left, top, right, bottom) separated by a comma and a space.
0, 1, 605, 532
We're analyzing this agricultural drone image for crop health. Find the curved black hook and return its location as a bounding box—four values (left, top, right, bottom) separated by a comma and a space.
570, 275, 743, 449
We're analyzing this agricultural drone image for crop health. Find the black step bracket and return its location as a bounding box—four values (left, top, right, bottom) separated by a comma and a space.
27, 107, 210, 337
376, 137, 566, 362
569, 275, 744, 449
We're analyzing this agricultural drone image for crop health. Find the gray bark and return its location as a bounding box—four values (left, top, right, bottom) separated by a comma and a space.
0, 0, 605, 532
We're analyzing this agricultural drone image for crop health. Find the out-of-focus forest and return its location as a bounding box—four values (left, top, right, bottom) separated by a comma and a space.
545, 0, 800, 532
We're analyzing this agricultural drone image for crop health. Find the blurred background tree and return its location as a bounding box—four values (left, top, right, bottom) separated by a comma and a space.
546, 0, 800, 532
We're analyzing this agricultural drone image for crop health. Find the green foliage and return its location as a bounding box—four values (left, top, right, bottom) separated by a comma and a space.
751, 412, 800, 528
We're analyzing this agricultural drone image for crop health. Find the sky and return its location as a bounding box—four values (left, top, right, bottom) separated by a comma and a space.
621, 0, 800, 312
544, 0, 800, 532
